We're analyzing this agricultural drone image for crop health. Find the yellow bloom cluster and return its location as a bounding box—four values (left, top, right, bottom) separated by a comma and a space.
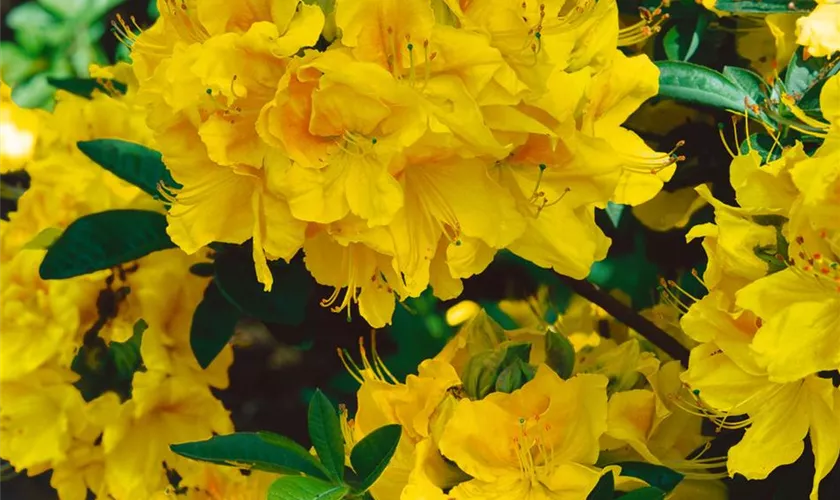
678, 74, 840, 499
337, 299, 726, 500
127, 0, 676, 327
0, 73, 270, 499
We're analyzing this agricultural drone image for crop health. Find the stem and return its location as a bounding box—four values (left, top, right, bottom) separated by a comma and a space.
557, 276, 690, 366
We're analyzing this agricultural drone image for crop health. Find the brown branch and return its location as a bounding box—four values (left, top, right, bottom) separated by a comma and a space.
557, 276, 690, 367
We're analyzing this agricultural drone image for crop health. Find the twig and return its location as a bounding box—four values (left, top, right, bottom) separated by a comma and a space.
557, 276, 690, 367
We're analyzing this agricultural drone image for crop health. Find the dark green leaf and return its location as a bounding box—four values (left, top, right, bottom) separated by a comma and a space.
714, 0, 815, 13
723, 66, 767, 105
349, 424, 401, 493
545, 330, 575, 379
77, 139, 180, 200
785, 48, 825, 101
663, 13, 710, 62
47, 77, 127, 99
463, 341, 532, 400
171, 432, 330, 480
268, 476, 349, 500
618, 486, 667, 500
657, 61, 757, 116
214, 249, 312, 326
616, 462, 684, 493
72, 318, 147, 402
308, 390, 346, 482
190, 281, 241, 369
495, 358, 535, 393
587, 472, 615, 500
39, 210, 176, 280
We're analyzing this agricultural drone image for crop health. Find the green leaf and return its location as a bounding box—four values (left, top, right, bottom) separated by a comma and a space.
39, 210, 176, 280
657, 61, 758, 116
214, 249, 312, 326
47, 77, 127, 99
268, 476, 350, 500
190, 280, 242, 368
171, 432, 330, 480
714, 0, 815, 13
663, 13, 709, 62
615, 462, 684, 493
723, 66, 767, 104
494, 357, 535, 394
7, 3, 62, 53
618, 487, 667, 500
785, 48, 823, 100
77, 139, 180, 201
72, 318, 147, 402
587, 472, 615, 500
349, 424, 401, 493
462, 341, 532, 400
545, 330, 575, 379
308, 390, 346, 483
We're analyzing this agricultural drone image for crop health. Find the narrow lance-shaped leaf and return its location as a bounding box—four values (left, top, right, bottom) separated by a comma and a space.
714, 0, 815, 13
39, 210, 176, 280
349, 424, 402, 493
77, 139, 181, 201
171, 432, 330, 480
656, 61, 760, 119
308, 390, 346, 483
268, 476, 350, 500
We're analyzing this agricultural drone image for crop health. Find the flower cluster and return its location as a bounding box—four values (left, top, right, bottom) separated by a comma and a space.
0, 72, 270, 499
336, 295, 727, 499
126, 0, 678, 327
677, 73, 840, 499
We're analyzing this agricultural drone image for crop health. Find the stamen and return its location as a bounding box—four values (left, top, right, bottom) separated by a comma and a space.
618, 4, 670, 46
337, 348, 364, 384
371, 331, 399, 384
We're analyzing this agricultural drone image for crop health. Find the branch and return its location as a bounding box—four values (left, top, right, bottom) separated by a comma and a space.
557, 276, 690, 367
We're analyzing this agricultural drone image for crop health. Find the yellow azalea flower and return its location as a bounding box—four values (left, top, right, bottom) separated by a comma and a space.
679, 291, 840, 499
0, 249, 97, 381
343, 340, 463, 499
581, 51, 677, 206
633, 187, 708, 232
99, 370, 233, 499
735, 250, 840, 383
730, 144, 803, 214
151, 464, 274, 499
797, 1, 840, 57
601, 361, 710, 472
438, 367, 610, 499
133, 0, 323, 290
0, 82, 42, 173
576, 339, 657, 394
687, 185, 780, 299
0, 369, 86, 472
499, 130, 616, 279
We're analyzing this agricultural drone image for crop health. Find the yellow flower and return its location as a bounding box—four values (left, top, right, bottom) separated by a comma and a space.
797, 2, 840, 58
633, 187, 708, 232
152, 464, 274, 499
99, 370, 233, 499
344, 341, 462, 499
133, 0, 323, 290
0, 369, 86, 472
0, 82, 42, 173
438, 367, 609, 499
679, 291, 840, 499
